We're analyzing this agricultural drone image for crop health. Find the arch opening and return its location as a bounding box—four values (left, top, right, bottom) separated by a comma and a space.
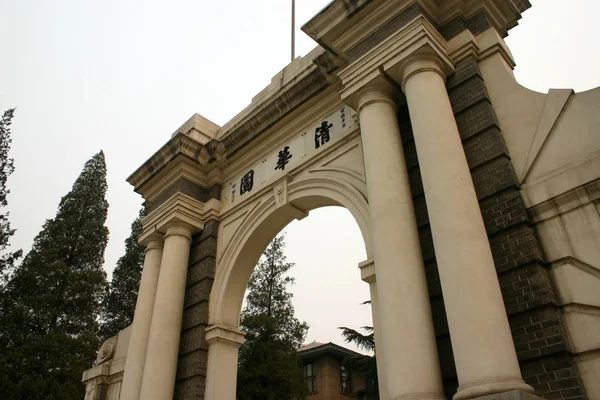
210, 177, 372, 331
243, 206, 371, 351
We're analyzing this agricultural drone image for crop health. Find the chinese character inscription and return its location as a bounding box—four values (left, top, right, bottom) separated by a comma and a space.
240, 170, 254, 195
314, 120, 333, 149
274, 146, 292, 171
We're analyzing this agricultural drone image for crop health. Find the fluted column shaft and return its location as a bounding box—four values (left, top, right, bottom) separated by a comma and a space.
357, 85, 445, 399
120, 236, 164, 400
139, 223, 193, 400
401, 57, 533, 400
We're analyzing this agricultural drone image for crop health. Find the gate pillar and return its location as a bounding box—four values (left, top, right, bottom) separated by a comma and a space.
137, 196, 205, 400
345, 81, 445, 400
358, 260, 389, 400
400, 55, 534, 399
204, 325, 246, 400
120, 234, 164, 400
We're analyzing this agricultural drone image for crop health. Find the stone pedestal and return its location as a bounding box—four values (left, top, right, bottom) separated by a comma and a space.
471, 391, 543, 400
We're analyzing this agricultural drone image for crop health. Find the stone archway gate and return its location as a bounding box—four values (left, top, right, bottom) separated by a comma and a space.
103, 1, 567, 400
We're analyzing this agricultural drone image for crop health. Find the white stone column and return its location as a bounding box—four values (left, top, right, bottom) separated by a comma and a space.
120, 235, 164, 400
401, 56, 534, 400
358, 260, 389, 400
355, 83, 445, 400
204, 325, 246, 400
138, 223, 194, 400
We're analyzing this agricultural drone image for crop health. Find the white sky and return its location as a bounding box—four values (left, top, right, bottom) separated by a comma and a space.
1, 0, 599, 353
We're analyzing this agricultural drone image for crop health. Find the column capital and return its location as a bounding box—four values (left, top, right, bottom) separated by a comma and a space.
358, 259, 376, 284
205, 324, 246, 348
163, 223, 194, 241
139, 232, 164, 249
341, 72, 401, 114
139, 193, 205, 244
339, 16, 454, 109
400, 54, 446, 93
356, 81, 401, 115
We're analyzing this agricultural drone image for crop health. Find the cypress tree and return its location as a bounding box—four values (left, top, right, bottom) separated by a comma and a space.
0, 108, 22, 282
0, 151, 109, 399
101, 207, 146, 338
237, 233, 309, 400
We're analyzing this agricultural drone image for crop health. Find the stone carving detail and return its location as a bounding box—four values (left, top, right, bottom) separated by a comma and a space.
96, 337, 117, 364
275, 184, 285, 204
272, 175, 291, 209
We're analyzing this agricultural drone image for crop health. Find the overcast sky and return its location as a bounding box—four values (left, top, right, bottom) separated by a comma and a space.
1, 0, 599, 353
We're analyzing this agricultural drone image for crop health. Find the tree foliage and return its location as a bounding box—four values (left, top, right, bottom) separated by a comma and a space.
0, 108, 22, 281
101, 207, 146, 338
339, 301, 379, 400
0, 151, 110, 399
237, 233, 309, 400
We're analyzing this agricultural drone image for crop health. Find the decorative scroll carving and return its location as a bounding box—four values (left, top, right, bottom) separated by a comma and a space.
96, 337, 117, 364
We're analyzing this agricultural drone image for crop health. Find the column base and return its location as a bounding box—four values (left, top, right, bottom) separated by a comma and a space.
392, 393, 446, 400
454, 380, 535, 400
462, 390, 542, 400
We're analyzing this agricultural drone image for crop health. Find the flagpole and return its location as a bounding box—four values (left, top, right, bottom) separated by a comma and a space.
291, 0, 295, 62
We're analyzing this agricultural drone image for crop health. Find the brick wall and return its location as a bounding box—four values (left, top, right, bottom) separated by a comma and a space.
174, 219, 219, 400
399, 57, 587, 399
147, 180, 221, 212
399, 106, 458, 396
440, 11, 492, 41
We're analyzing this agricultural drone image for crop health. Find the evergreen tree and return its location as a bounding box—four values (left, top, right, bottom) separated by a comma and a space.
0, 151, 109, 399
101, 207, 146, 338
0, 108, 22, 281
339, 301, 379, 400
237, 233, 309, 400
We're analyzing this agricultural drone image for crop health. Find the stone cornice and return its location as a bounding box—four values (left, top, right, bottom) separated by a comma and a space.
476, 28, 516, 67
446, 29, 480, 63
359, 259, 376, 284
146, 178, 221, 213
129, 52, 334, 199
171, 113, 220, 144
141, 158, 222, 203
302, 0, 530, 52
304, 0, 423, 61
127, 133, 222, 193
205, 324, 246, 347
301, 0, 374, 57
420, 0, 531, 37
446, 28, 516, 68
219, 66, 331, 158
527, 178, 600, 224
139, 193, 208, 244
81, 363, 111, 382
340, 15, 453, 107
